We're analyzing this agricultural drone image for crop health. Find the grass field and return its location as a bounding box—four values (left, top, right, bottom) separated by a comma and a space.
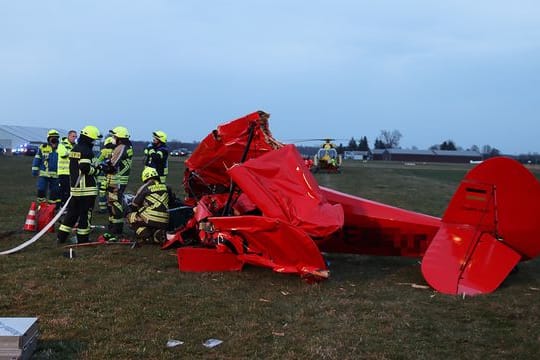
1, 156, 540, 359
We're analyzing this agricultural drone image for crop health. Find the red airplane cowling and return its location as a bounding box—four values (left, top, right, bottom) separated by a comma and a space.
183, 110, 282, 201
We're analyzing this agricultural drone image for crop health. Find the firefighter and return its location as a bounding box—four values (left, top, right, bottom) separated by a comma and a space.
32, 129, 60, 206
56, 125, 102, 244
101, 126, 133, 235
143, 130, 169, 183
57, 130, 77, 208
126, 167, 169, 244
96, 136, 115, 213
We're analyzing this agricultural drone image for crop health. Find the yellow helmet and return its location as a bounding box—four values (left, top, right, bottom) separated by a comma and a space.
103, 136, 114, 146
80, 125, 102, 140
109, 126, 130, 139
153, 130, 167, 144
141, 166, 159, 182
47, 129, 60, 138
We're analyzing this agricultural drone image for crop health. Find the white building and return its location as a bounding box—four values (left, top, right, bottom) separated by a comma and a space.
343, 150, 370, 160
0, 125, 70, 154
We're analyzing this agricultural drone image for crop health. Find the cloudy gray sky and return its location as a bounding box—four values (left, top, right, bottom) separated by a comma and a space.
1, 1, 539, 154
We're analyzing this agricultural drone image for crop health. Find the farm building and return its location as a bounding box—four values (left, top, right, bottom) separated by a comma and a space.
0, 125, 70, 154
371, 148, 482, 163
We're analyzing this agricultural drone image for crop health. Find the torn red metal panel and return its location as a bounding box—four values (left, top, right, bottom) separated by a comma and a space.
177, 140, 335, 280
208, 216, 328, 280
227, 144, 344, 239
183, 111, 282, 200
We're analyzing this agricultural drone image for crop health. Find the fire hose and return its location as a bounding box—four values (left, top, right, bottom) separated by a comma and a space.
0, 195, 73, 255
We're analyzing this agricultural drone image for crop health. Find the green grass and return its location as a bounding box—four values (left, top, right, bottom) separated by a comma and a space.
1, 156, 540, 359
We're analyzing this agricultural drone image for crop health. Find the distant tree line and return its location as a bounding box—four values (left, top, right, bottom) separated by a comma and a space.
131, 130, 535, 163
336, 130, 506, 160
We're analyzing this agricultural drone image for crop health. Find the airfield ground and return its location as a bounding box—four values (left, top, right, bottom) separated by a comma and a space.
1, 156, 539, 359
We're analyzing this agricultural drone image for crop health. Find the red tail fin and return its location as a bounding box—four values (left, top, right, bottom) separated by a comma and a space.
422, 157, 540, 295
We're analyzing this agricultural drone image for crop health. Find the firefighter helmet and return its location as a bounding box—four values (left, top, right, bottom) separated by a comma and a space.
141, 167, 159, 182
80, 125, 102, 140
103, 136, 114, 146
153, 130, 167, 144
47, 129, 60, 138
109, 126, 130, 139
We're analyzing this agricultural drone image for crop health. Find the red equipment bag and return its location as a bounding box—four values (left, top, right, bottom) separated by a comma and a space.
37, 202, 56, 233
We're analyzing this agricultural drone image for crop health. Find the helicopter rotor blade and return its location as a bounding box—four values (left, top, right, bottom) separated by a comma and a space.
284, 138, 346, 144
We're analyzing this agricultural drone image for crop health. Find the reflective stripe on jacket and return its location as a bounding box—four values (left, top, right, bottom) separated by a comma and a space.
69, 139, 99, 197
144, 144, 169, 182
131, 180, 169, 227
32, 144, 58, 178
57, 140, 73, 176
109, 143, 133, 186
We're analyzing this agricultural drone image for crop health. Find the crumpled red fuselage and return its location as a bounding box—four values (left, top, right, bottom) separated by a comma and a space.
172, 111, 540, 296
169, 110, 440, 282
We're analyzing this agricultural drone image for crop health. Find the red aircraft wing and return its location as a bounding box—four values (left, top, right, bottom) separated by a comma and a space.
207, 215, 329, 281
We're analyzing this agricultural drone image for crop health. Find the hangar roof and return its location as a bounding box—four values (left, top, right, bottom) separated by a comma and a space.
0, 125, 70, 144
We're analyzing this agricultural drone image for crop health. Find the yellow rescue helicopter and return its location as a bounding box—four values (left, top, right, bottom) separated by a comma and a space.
312, 138, 343, 173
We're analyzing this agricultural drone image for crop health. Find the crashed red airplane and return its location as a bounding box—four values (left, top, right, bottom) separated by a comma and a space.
165, 110, 540, 296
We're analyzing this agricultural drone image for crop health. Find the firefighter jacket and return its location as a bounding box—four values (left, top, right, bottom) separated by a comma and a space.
69, 137, 99, 197
131, 179, 170, 228
95, 143, 115, 177
57, 138, 74, 176
144, 143, 169, 182
32, 144, 58, 178
97, 145, 114, 163
108, 141, 133, 186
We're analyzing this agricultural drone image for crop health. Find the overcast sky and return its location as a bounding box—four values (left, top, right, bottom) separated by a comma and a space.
1, 1, 539, 154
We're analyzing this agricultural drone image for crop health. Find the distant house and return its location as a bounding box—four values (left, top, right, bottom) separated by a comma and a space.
371, 148, 482, 163
0, 125, 69, 154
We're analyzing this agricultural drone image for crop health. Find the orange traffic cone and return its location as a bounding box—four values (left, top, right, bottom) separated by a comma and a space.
23, 202, 38, 232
